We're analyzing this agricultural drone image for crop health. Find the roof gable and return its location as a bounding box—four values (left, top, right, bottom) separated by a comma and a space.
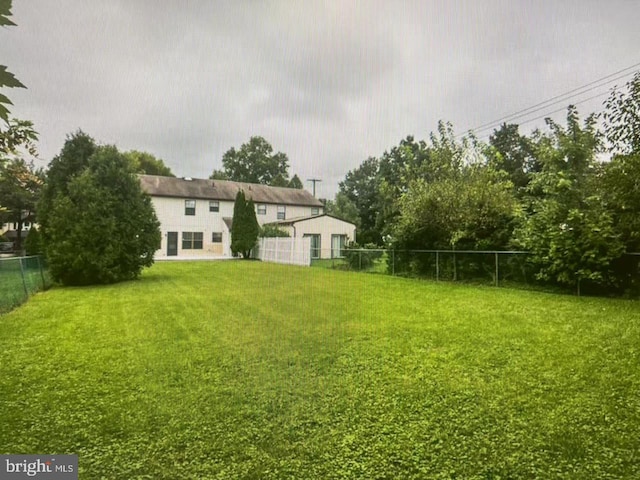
139, 175, 323, 207
267, 213, 356, 227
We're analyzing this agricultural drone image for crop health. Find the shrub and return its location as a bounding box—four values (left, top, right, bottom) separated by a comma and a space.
344, 242, 383, 270
260, 224, 290, 237
44, 145, 161, 285
24, 226, 42, 255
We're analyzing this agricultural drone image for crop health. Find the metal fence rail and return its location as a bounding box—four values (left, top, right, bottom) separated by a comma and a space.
0, 255, 51, 314
311, 249, 640, 295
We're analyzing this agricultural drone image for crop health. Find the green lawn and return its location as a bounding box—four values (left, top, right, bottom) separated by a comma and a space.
1, 261, 639, 479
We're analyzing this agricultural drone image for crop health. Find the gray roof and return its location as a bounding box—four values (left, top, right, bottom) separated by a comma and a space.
139, 175, 323, 207
267, 213, 356, 227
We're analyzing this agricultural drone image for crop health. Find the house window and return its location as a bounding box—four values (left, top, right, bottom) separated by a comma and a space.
257, 204, 267, 215
305, 234, 321, 259
182, 232, 203, 249
209, 201, 219, 212
277, 205, 286, 220
212, 232, 222, 243
331, 234, 347, 258
311, 207, 320, 215
185, 200, 196, 216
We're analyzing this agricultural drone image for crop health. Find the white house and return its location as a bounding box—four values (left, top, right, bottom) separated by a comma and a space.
0, 212, 34, 247
139, 175, 356, 259
266, 214, 356, 259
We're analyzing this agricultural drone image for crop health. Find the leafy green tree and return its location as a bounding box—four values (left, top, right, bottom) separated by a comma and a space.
209, 169, 229, 180
487, 123, 539, 193
230, 190, 259, 258
45, 145, 160, 285
603, 72, 640, 155
124, 150, 175, 176
0, 118, 38, 216
0, 119, 38, 157
376, 138, 429, 241
376, 126, 468, 241
516, 107, 623, 293
601, 153, 640, 252
0, 1, 26, 123
392, 164, 516, 253
339, 157, 381, 244
324, 191, 360, 229
215, 136, 290, 186
0, 158, 43, 250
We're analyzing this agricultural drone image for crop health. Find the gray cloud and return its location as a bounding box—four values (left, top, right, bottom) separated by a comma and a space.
2, 0, 639, 198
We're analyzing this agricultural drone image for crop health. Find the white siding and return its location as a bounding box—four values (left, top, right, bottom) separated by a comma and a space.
254, 204, 322, 224
150, 196, 323, 258
290, 216, 356, 259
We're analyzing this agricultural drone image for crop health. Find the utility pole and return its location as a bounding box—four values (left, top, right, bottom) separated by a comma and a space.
306, 178, 322, 197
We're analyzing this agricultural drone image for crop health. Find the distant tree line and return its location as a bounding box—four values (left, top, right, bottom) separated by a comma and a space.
326, 73, 640, 295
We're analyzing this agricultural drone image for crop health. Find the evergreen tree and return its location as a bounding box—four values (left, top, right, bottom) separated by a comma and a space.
230, 190, 259, 258
42, 141, 160, 285
24, 226, 42, 255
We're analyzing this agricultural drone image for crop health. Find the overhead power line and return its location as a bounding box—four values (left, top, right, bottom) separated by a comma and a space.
473, 89, 614, 143
470, 70, 635, 136
460, 61, 640, 137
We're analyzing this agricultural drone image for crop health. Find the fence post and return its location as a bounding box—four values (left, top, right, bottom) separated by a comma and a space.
453, 252, 457, 282
392, 250, 395, 276
290, 237, 294, 265
37, 255, 46, 289
436, 251, 439, 282
495, 252, 499, 287
359, 250, 362, 271
19, 257, 29, 298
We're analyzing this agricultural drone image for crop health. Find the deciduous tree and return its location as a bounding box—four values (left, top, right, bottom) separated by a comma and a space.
324, 191, 360, 230
515, 107, 623, 293
215, 136, 290, 186
0, 1, 26, 123
487, 123, 539, 194
0, 158, 43, 250
339, 157, 381, 244
124, 150, 175, 177
603, 72, 640, 155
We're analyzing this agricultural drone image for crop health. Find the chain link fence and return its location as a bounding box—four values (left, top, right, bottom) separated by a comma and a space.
0, 255, 51, 314
312, 249, 640, 295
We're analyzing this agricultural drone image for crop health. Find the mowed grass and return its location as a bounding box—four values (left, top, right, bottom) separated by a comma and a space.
1, 262, 639, 479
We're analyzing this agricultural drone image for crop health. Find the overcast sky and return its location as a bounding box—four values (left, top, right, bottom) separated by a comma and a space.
3, 1, 639, 198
